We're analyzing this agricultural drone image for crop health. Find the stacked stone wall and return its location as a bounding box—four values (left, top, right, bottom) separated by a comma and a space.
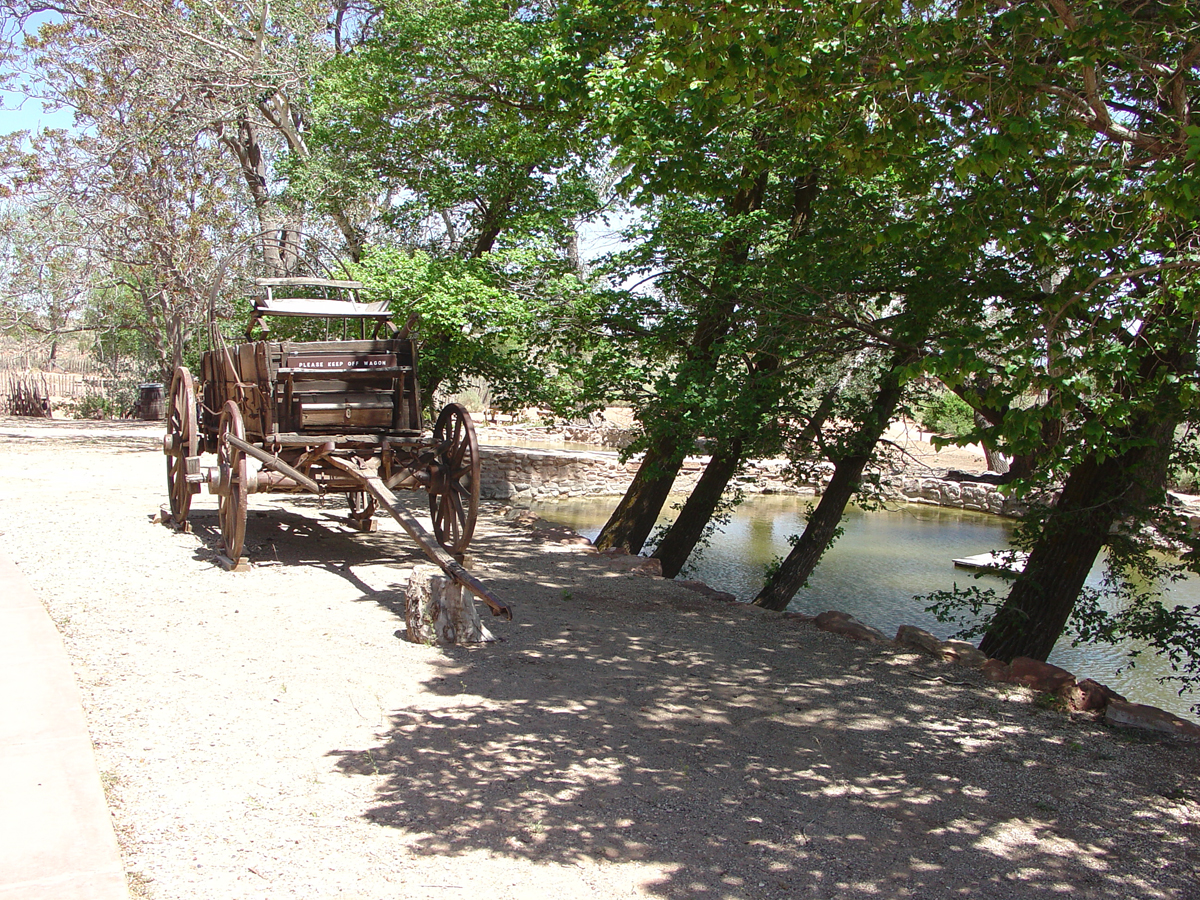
479, 445, 1029, 516
883, 475, 1029, 517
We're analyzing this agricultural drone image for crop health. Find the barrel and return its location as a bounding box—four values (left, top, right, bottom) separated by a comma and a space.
138, 383, 164, 420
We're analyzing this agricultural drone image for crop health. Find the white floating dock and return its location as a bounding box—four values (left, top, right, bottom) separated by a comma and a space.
952, 551, 1028, 575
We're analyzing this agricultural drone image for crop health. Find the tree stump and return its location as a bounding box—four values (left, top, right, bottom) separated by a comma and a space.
404, 565, 496, 645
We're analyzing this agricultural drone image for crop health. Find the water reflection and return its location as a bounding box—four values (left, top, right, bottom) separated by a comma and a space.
532, 494, 1200, 724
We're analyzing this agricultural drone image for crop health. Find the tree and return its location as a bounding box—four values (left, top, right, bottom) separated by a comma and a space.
303, 0, 612, 413
353, 245, 602, 414
0, 200, 99, 362
902, 0, 1200, 664
14, 0, 362, 267
307, 0, 599, 258
9, 116, 247, 377
603, 0, 1200, 691
575, 3, 861, 555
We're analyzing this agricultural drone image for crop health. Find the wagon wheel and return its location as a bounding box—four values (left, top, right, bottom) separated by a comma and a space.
428, 403, 480, 554
347, 490, 377, 522
164, 366, 199, 524
217, 401, 249, 562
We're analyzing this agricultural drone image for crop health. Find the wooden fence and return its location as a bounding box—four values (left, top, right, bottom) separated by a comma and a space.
0, 367, 110, 417
0, 354, 104, 376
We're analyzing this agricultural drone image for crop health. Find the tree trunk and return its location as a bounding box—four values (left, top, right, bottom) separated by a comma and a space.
979, 417, 1174, 662
753, 451, 874, 611
753, 354, 911, 612
593, 432, 684, 554
651, 436, 744, 578
979, 301, 1194, 662
975, 414, 1010, 473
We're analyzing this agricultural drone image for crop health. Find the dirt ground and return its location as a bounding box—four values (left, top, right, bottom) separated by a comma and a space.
0, 418, 1196, 900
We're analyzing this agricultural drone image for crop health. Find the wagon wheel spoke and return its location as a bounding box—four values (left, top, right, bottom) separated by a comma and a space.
435, 490, 462, 548
447, 416, 467, 468
428, 402, 480, 555
164, 366, 199, 524
217, 401, 249, 563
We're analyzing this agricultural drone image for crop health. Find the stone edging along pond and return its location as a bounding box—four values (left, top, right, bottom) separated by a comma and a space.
811, 611, 1200, 743
510, 507, 1200, 743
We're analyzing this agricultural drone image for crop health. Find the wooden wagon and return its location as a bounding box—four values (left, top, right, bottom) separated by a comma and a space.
162, 274, 509, 618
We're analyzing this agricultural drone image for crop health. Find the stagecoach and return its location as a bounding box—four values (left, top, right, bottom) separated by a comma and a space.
162, 250, 508, 618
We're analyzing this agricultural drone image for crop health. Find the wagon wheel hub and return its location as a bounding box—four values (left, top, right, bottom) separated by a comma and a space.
425, 461, 446, 495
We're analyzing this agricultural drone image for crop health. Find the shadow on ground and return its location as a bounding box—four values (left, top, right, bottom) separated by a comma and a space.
305, 518, 1200, 900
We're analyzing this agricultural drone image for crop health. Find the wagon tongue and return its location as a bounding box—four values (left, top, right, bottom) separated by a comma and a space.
320, 460, 511, 620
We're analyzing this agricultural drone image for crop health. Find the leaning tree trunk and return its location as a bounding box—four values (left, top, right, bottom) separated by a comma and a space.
753, 354, 911, 611
651, 437, 745, 578
979, 417, 1174, 662
752, 451, 876, 611
650, 356, 789, 577
596, 167, 779, 554
594, 432, 685, 554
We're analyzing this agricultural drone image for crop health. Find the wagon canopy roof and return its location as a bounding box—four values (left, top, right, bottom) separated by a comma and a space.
251, 277, 391, 320
253, 297, 392, 319
255, 277, 364, 290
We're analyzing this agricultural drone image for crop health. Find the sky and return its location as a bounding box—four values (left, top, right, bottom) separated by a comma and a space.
0, 91, 73, 134
1, 10, 74, 136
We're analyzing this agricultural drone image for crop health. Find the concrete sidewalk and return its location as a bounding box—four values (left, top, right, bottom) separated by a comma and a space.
0, 553, 128, 899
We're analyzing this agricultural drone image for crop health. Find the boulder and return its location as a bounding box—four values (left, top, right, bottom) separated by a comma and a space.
813, 610, 887, 643
783, 610, 816, 623
599, 552, 663, 576
895, 624, 944, 656
981, 659, 1011, 682
979, 657, 1079, 695
630, 557, 663, 577
1105, 699, 1200, 741
1016, 657, 1076, 690
940, 640, 989, 669
1067, 678, 1126, 713
676, 580, 737, 603
1009, 657, 1076, 694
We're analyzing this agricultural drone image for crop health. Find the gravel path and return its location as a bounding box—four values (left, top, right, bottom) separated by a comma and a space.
0, 418, 1197, 899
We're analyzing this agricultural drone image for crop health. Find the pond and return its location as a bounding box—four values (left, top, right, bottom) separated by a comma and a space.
532, 493, 1200, 724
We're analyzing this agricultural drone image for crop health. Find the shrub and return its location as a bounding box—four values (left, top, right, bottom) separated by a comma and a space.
916, 390, 976, 437
71, 394, 119, 419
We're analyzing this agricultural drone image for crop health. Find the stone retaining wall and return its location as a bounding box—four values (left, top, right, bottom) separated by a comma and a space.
479, 444, 1027, 516
476, 423, 634, 450
885, 475, 1029, 517
479, 447, 697, 503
